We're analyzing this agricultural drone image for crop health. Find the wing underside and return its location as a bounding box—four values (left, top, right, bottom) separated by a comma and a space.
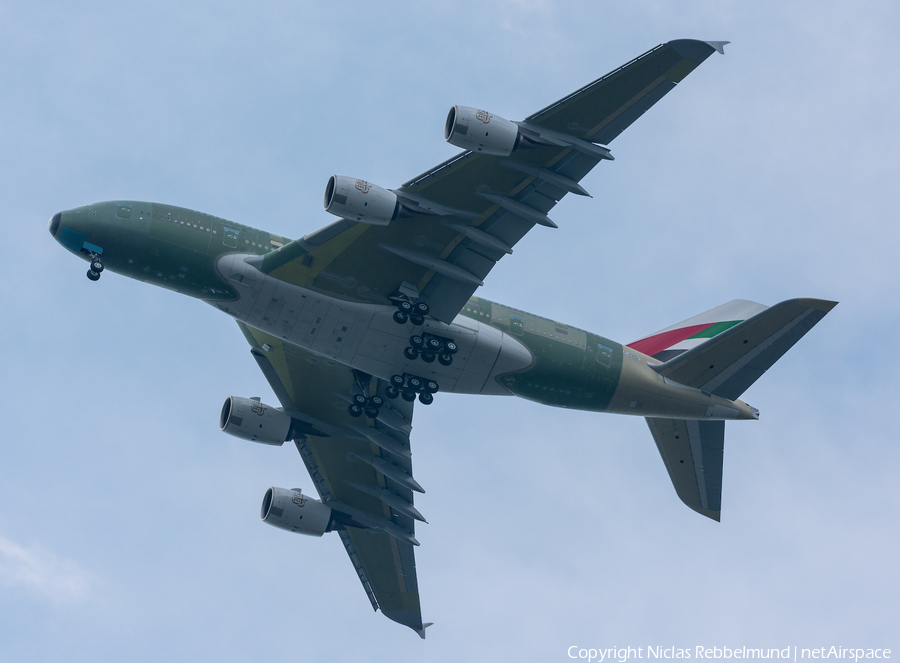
255, 40, 723, 323
237, 322, 429, 635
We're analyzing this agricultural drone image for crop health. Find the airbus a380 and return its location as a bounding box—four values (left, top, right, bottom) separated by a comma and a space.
49, 39, 835, 636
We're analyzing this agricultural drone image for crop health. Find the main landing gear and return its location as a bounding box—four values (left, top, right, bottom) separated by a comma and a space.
404, 333, 458, 366
347, 393, 385, 419
392, 298, 429, 326
385, 373, 439, 406
86, 255, 104, 281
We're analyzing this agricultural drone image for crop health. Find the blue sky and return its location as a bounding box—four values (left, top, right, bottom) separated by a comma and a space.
2, 2, 898, 661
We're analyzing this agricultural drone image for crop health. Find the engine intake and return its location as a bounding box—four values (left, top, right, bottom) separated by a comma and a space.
323, 175, 399, 225
261, 487, 334, 537
219, 396, 291, 446
444, 105, 521, 156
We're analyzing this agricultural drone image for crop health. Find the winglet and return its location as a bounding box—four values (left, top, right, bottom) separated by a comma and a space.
705, 41, 730, 55
416, 622, 434, 639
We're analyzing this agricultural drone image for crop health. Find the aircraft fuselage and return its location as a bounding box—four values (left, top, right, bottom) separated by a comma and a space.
50, 201, 756, 421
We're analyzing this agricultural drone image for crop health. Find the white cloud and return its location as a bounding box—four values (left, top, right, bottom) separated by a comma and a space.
0, 535, 94, 604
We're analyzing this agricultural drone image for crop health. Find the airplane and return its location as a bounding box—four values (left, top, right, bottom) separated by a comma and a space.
48, 39, 835, 637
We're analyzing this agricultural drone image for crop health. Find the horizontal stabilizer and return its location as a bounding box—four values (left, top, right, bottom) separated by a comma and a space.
651, 298, 837, 400
646, 417, 725, 521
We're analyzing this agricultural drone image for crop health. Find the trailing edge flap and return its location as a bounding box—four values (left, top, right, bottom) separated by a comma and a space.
235, 321, 427, 635
650, 298, 837, 400
646, 417, 724, 521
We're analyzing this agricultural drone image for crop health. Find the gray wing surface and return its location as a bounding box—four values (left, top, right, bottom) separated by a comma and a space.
255, 40, 724, 323
646, 417, 725, 521
237, 322, 429, 636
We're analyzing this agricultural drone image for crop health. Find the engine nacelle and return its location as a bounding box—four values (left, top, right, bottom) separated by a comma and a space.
219, 396, 291, 446
323, 175, 399, 225
444, 105, 520, 156
260, 487, 334, 537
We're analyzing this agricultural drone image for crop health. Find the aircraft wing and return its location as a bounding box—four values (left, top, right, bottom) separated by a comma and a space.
252, 39, 725, 323
236, 322, 430, 637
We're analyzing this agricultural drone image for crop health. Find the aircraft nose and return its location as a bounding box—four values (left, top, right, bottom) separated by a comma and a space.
48, 212, 62, 237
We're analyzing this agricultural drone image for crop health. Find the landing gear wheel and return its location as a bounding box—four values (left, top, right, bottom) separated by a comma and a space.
348, 404, 363, 417
403, 347, 419, 360
397, 300, 414, 314
409, 335, 424, 348
364, 407, 379, 419
393, 311, 409, 325
424, 380, 439, 393
425, 337, 443, 352
385, 385, 399, 399
352, 394, 368, 407
420, 351, 435, 363
444, 341, 458, 354
418, 392, 434, 406
401, 390, 417, 402
86, 269, 100, 281
407, 377, 422, 391
414, 302, 430, 316
368, 395, 384, 408
390, 375, 404, 387
409, 314, 424, 326
90, 258, 104, 273
438, 353, 453, 366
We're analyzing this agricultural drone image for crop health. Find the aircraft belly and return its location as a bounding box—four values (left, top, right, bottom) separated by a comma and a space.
213, 254, 532, 393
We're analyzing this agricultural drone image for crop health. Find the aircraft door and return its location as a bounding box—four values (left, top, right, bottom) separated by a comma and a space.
509, 315, 524, 336
223, 226, 239, 248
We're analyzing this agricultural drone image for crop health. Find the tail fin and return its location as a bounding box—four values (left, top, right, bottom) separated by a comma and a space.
628, 299, 768, 363
638, 298, 837, 520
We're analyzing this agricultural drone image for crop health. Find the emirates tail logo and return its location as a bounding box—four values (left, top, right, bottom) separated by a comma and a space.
475, 109, 493, 124
355, 180, 372, 193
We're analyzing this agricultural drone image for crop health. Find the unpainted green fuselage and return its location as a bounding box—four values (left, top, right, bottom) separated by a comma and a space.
49, 201, 755, 420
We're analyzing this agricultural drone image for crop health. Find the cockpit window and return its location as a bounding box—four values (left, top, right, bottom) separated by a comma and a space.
116, 204, 132, 219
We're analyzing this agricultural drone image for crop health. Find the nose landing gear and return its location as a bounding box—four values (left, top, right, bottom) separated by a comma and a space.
86, 255, 104, 281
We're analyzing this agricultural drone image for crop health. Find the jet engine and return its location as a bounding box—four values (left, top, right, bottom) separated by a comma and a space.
323, 175, 399, 225
444, 105, 521, 156
219, 396, 291, 446
260, 487, 334, 537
